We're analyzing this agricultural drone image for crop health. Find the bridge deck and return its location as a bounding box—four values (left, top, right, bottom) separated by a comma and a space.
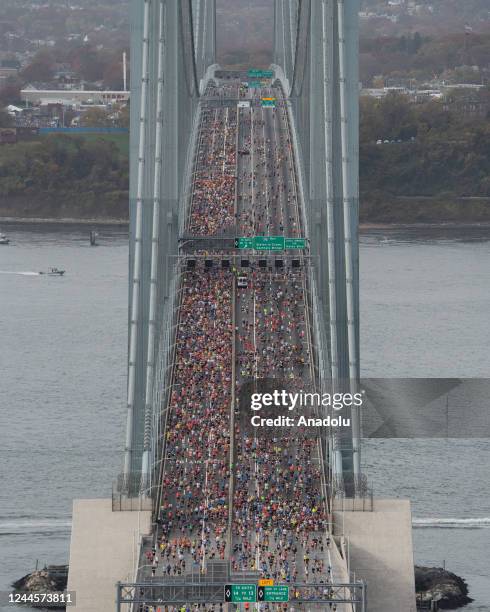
139, 81, 350, 611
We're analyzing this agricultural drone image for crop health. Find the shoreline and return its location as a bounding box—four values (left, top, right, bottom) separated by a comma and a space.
2, 216, 490, 230
0, 216, 129, 226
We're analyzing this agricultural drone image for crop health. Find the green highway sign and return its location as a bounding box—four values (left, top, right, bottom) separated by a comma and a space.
261, 98, 276, 108
253, 236, 285, 251
285, 237, 307, 249
248, 81, 261, 89
248, 69, 274, 78
235, 236, 306, 250
257, 585, 289, 603
235, 237, 254, 249
224, 584, 257, 603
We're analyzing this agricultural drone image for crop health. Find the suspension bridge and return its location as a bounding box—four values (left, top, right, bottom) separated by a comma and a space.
67, 2, 416, 611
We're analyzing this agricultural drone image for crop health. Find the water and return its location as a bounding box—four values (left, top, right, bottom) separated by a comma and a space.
0, 223, 128, 609
361, 226, 490, 611
0, 222, 489, 609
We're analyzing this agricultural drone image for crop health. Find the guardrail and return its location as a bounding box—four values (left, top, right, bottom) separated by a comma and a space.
226, 99, 240, 558
112, 474, 153, 512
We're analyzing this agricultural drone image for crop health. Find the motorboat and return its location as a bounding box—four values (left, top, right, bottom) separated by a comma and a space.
39, 267, 65, 276
0, 233, 10, 245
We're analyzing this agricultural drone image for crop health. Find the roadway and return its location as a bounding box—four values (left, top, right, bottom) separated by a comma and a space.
138, 80, 349, 612
232, 86, 346, 610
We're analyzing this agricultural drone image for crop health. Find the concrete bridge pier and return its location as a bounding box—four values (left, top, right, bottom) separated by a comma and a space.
67, 499, 152, 611
334, 499, 417, 611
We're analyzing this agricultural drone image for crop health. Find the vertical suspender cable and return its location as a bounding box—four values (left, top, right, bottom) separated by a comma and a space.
322, 0, 343, 485
281, 0, 287, 75
211, 0, 216, 64
141, 0, 166, 494
124, 0, 151, 481
337, 0, 361, 484
201, 0, 208, 69
195, 0, 201, 56
273, 0, 278, 66
289, 0, 297, 72
194, 0, 201, 77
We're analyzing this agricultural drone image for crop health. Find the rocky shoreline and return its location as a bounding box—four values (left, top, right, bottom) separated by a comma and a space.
11, 565, 68, 609
415, 565, 473, 609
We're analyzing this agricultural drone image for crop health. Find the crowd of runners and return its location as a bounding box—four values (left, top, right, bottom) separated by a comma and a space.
158, 268, 233, 574
144, 82, 343, 610
230, 91, 335, 594
158, 94, 237, 576
188, 105, 237, 235
236, 104, 299, 240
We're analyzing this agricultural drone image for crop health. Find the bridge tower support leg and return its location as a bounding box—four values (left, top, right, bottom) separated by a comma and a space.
125, 0, 205, 495
124, 0, 151, 484
273, 0, 361, 491
337, 0, 361, 484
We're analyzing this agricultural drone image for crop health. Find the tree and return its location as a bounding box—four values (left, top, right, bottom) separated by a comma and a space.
360, 97, 383, 143
102, 57, 125, 90
20, 50, 55, 82
0, 79, 22, 106
417, 100, 452, 134
410, 32, 423, 54
360, 93, 418, 143
70, 45, 107, 83
81, 107, 113, 127
0, 110, 14, 128
378, 93, 417, 141
115, 104, 129, 128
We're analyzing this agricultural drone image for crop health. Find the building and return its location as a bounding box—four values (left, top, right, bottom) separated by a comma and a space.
20, 87, 130, 107
0, 67, 19, 78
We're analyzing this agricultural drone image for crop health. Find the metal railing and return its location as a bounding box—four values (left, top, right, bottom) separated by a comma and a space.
116, 579, 367, 611
416, 597, 439, 611
112, 474, 153, 512
331, 472, 373, 511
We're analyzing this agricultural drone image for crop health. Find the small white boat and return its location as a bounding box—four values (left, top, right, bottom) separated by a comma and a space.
0, 233, 10, 245
39, 267, 65, 276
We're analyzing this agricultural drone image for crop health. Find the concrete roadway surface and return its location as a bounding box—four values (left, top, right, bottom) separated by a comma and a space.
231, 86, 349, 611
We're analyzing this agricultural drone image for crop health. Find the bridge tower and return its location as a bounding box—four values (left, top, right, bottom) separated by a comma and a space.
124, 0, 217, 495
273, 0, 362, 489
124, 0, 361, 496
